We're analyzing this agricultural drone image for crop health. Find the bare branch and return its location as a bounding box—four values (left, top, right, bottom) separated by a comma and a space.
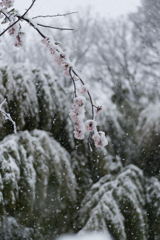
22, 0, 37, 18
1, 11, 11, 21
37, 23, 74, 31
0, 18, 19, 36
18, 16, 46, 38
32, 11, 78, 19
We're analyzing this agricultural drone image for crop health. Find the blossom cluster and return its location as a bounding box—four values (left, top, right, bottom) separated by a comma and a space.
0, 0, 25, 47
69, 95, 108, 147
42, 37, 72, 77
92, 131, 108, 148
79, 84, 89, 95
69, 96, 86, 139
42, 37, 108, 147
85, 119, 97, 132
9, 23, 25, 47
8, 21, 25, 47
85, 119, 108, 147
0, 0, 14, 9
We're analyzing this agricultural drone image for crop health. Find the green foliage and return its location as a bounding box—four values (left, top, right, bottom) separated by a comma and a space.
0, 217, 33, 240
78, 165, 148, 240
0, 130, 77, 239
146, 177, 160, 240
135, 102, 160, 177
0, 64, 74, 151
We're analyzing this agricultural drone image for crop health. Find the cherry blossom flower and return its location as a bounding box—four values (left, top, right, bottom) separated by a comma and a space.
69, 96, 86, 139
74, 130, 85, 139
85, 119, 97, 132
14, 32, 25, 47
2, 0, 14, 8
92, 131, 108, 148
69, 97, 85, 122
74, 125, 85, 139
69, 111, 80, 123
42, 37, 72, 77
69, 96, 85, 122
8, 22, 19, 36
74, 122, 85, 139
80, 84, 89, 95
74, 96, 85, 107
96, 106, 102, 114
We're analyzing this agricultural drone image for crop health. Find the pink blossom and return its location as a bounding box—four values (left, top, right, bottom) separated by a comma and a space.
2, 0, 14, 8
80, 84, 89, 95
69, 95, 86, 140
85, 120, 97, 132
14, 32, 25, 47
74, 130, 84, 139
74, 122, 80, 131
74, 122, 85, 132
8, 24, 17, 35
74, 120, 85, 139
8, 22, 20, 36
69, 96, 86, 125
74, 127, 85, 140
62, 63, 70, 77
42, 37, 71, 77
49, 47, 55, 55
8, 26, 15, 35
74, 96, 85, 107
92, 131, 108, 148
54, 54, 62, 66
41, 38, 106, 145
69, 111, 79, 123
96, 106, 102, 114
73, 104, 85, 115
69, 109, 85, 123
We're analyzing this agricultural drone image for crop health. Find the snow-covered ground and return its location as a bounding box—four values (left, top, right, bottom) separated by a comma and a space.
58, 232, 113, 240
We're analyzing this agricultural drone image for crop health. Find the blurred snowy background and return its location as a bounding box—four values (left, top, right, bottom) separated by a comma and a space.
1, 0, 160, 240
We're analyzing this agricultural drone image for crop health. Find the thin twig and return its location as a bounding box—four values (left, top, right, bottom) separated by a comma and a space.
32, 11, 78, 19
37, 23, 74, 31
21, 0, 37, 18
18, 16, 46, 38
0, 18, 19, 36
1, 11, 11, 21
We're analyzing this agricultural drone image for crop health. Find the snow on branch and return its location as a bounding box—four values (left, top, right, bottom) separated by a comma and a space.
32, 11, 78, 19
0, 99, 17, 134
0, 0, 108, 147
36, 23, 74, 31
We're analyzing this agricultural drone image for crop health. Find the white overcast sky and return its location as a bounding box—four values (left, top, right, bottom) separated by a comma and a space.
14, 0, 141, 19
